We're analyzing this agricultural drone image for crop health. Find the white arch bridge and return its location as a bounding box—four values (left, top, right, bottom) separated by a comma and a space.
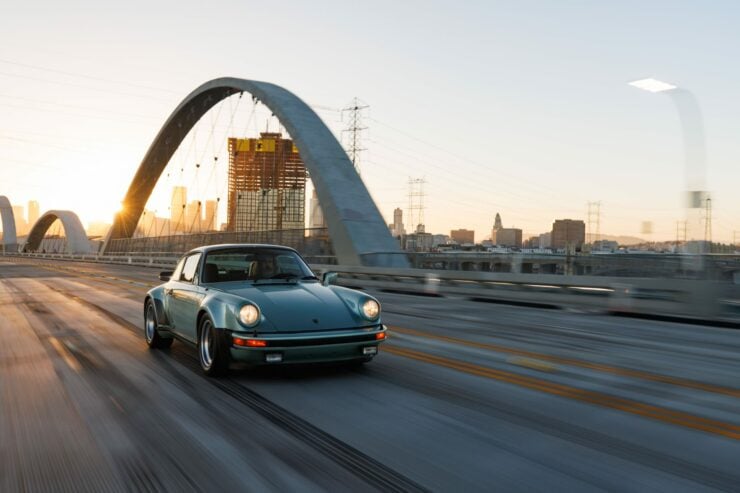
2, 77, 408, 267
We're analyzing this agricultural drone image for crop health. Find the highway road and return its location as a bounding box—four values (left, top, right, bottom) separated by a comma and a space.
2, 257, 740, 492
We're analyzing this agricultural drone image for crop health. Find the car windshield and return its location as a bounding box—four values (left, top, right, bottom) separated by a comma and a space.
201, 247, 316, 283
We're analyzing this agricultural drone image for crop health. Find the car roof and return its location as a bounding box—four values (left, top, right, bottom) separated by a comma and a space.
185, 244, 299, 255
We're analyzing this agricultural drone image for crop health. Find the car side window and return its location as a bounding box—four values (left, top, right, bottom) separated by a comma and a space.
180, 253, 202, 284
171, 258, 186, 281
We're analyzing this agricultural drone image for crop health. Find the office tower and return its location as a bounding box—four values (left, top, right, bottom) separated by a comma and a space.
551, 219, 586, 249
204, 200, 218, 232
171, 186, 187, 233
450, 229, 475, 244
27, 200, 39, 227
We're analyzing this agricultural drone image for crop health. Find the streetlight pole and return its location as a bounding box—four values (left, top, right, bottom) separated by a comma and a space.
628, 78, 709, 257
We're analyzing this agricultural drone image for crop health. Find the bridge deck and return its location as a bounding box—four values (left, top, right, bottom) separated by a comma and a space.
2, 258, 740, 491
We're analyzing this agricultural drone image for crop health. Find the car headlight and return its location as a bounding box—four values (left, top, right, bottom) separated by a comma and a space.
361, 299, 380, 320
238, 304, 260, 327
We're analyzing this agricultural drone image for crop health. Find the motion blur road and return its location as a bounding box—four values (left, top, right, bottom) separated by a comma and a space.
2, 258, 740, 492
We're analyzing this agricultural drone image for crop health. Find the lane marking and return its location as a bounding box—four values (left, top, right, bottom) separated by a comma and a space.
384, 345, 740, 441
48, 336, 82, 373
390, 326, 740, 398
507, 356, 557, 372
18, 260, 157, 290
109, 395, 125, 413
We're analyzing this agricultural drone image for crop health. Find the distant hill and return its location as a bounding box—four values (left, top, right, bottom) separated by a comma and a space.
598, 234, 646, 246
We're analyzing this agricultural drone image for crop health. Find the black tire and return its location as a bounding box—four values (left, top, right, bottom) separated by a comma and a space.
145, 300, 174, 349
198, 315, 229, 377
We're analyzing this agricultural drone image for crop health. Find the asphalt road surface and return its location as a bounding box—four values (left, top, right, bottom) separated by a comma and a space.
2, 257, 740, 492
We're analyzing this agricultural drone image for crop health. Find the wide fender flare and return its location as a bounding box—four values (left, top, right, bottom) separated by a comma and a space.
199, 296, 234, 331
146, 287, 170, 326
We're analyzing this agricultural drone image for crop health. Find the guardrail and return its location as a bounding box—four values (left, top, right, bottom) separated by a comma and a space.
4, 252, 739, 326
310, 264, 740, 326
5, 252, 180, 269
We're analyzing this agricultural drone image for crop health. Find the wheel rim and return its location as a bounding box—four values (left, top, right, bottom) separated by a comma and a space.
200, 320, 214, 369
145, 304, 156, 342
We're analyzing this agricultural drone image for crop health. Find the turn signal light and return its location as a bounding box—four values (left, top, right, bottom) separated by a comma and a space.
375, 332, 386, 340
233, 337, 267, 347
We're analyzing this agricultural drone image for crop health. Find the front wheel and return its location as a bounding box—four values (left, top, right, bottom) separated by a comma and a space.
145, 300, 173, 349
198, 316, 229, 377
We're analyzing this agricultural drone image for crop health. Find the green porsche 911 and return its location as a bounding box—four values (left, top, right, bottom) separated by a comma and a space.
143, 244, 386, 376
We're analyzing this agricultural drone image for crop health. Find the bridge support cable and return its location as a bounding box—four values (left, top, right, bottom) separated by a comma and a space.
104, 78, 407, 267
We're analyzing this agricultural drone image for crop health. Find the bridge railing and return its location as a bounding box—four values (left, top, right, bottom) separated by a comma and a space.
4, 252, 739, 326
104, 229, 334, 258
312, 264, 740, 325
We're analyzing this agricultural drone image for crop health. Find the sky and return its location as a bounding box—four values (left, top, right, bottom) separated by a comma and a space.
1, 0, 739, 242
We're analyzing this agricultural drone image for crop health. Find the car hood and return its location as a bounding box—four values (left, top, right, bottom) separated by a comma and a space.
216, 281, 366, 332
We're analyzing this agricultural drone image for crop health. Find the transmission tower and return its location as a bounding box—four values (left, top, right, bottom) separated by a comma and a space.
342, 98, 369, 174
587, 201, 601, 246
407, 178, 427, 233
676, 220, 687, 250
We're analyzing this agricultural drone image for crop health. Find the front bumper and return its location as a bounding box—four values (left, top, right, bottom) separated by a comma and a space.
229, 325, 387, 365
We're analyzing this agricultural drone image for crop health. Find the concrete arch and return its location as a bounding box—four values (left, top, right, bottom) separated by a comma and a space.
25, 210, 92, 254
0, 196, 17, 248
104, 77, 408, 267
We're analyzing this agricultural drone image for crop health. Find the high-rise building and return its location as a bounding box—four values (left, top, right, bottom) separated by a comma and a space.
171, 186, 187, 233
227, 133, 306, 232
12, 205, 27, 236
551, 219, 586, 250
450, 229, 475, 244
308, 189, 326, 237
493, 212, 503, 231
389, 207, 405, 237
494, 229, 522, 248
490, 212, 522, 248
27, 200, 39, 227
204, 200, 218, 232
538, 232, 552, 248
138, 209, 156, 237
185, 200, 203, 233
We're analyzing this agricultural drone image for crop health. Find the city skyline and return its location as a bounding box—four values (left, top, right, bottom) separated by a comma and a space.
1, 2, 740, 242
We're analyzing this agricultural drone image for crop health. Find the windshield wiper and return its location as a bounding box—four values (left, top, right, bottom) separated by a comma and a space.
254, 273, 315, 283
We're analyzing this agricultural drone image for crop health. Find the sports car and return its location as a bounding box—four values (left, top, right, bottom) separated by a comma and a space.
143, 244, 386, 376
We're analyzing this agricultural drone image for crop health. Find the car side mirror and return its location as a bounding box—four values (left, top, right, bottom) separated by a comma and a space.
322, 271, 338, 286
159, 271, 173, 282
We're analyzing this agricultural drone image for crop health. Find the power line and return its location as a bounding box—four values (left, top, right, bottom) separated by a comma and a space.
0, 58, 179, 94
0, 70, 172, 102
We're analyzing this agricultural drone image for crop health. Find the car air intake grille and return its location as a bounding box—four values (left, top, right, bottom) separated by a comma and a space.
269, 333, 379, 347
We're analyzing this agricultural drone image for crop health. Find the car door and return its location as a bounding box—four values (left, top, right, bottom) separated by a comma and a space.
167, 252, 204, 343
163, 257, 186, 325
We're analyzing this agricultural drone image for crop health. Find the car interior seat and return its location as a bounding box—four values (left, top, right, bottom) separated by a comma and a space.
202, 263, 219, 283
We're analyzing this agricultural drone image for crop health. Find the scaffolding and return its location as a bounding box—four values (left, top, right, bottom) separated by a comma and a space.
227, 133, 306, 232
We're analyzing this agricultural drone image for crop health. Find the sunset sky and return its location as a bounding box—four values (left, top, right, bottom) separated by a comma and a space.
1, 1, 739, 242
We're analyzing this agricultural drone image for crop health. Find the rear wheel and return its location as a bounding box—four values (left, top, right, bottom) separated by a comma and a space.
144, 300, 173, 349
198, 316, 229, 377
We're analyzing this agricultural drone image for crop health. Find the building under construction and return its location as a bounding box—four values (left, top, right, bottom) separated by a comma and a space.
227, 133, 306, 232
